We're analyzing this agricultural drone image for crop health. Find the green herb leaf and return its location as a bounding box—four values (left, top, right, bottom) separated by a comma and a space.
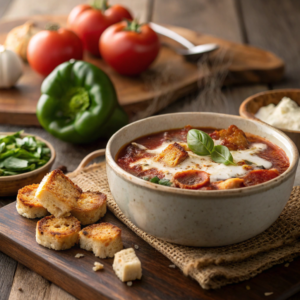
3, 170, 19, 176
187, 129, 214, 156
158, 178, 172, 186
143, 176, 150, 181
0, 142, 5, 153
211, 145, 236, 165
150, 176, 160, 183
3, 157, 28, 170
16, 138, 24, 148
42, 148, 51, 156
0, 132, 50, 176
0, 149, 18, 160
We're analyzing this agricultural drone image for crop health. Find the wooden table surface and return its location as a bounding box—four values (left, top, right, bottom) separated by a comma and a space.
1, 0, 300, 299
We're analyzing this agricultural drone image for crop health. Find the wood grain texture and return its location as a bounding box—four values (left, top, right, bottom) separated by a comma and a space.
0, 15, 284, 125
153, 0, 242, 43
2, 201, 300, 300
2, 0, 300, 299
0, 196, 17, 300
8, 264, 49, 300
2, 0, 147, 22
0, 252, 17, 300
239, 0, 300, 89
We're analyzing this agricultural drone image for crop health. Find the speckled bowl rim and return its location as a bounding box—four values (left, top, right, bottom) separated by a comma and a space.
106, 112, 298, 198
0, 132, 55, 181
239, 88, 300, 134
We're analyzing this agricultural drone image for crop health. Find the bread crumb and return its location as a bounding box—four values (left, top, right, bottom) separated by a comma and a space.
75, 253, 84, 258
246, 286, 251, 290
284, 263, 289, 267
264, 292, 273, 296
18, 288, 23, 292
93, 262, 104, 271
127, 281, 133, 287
134, 245, 139, 250
169, 264, 176, 268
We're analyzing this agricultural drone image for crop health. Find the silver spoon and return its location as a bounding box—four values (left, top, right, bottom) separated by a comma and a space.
150, 23, 218, 62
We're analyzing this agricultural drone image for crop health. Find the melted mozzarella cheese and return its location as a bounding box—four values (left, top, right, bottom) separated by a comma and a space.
130, 142, 272, 182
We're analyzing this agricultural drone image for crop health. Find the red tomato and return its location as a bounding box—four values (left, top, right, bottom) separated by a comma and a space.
99, 21, 160, 75
68, 3, 132, 56
27, 28, 83, 77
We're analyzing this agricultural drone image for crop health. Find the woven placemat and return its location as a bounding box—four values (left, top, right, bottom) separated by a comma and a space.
68, 162, 300, 290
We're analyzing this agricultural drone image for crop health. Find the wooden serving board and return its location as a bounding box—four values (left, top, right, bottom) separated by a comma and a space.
0, 15, 284, 126
1, 202, 300, 300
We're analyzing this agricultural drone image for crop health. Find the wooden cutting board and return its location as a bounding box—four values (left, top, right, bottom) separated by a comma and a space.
1, 201, 300, 300
0, 15, 284, 125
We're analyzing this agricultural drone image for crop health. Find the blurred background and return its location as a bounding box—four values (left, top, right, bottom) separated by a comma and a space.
0, 0, 299, 170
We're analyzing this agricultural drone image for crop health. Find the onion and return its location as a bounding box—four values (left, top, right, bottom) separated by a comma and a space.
0, 45, 23, 88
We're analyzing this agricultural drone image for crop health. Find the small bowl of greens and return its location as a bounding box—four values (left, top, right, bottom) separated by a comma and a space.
0, 131, 55, 196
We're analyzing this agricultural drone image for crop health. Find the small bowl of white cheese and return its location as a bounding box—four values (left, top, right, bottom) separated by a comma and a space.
240, 89, 300, 151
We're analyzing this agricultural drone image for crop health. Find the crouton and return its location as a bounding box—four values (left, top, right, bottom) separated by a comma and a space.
35, 170, 82, 217
71, 191, 107, 225
16, 184, 48, 219
79, 222, 123, 258
36, 215, 81, 250
210, 125, 249, 150
216, 178, 244, 190
178, 142, 190, 152
93, 262, 104, 271
113, 248, 142, 282
154, 142, 188, 167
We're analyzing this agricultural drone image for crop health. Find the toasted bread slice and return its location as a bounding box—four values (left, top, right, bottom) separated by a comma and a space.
79, 222, 123, 258
35, 169, 82, 217
16, 184, 48, 219
36, 215, 81, 250
71, 191, 107, 225
113, 248, 142, 282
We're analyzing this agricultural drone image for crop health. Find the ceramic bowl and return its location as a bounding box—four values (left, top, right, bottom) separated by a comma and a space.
239, 89, 300, 151
106, 113, 298, 247
0, 132, 55, 196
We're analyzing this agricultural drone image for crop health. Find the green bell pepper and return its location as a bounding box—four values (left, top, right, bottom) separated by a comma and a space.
36, 60, 128, 143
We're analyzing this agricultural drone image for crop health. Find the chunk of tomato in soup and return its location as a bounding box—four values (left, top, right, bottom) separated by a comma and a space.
243, 169, 279, 187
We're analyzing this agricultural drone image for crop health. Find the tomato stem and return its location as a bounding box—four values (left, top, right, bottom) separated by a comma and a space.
45, 23, 60, 31
92, 0, 109, 11
123, 19, 142, 33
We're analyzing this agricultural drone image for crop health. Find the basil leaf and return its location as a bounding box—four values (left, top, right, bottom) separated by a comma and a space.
150, 176, 160, 183
211, 145, 236, 165
158, 178, 172, 186
143, 176, 150, 181
3, 157, 28, 170
187, 129, 214, 156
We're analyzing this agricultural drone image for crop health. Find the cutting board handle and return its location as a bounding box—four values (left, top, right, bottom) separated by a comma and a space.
74, 149, 106, 173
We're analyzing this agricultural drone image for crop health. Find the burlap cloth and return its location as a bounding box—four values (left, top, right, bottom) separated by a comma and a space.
68, 162, 300, 290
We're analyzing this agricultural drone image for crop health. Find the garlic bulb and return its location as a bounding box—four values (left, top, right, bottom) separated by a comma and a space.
5, 22, 40, 62
0, 46, 23, 88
